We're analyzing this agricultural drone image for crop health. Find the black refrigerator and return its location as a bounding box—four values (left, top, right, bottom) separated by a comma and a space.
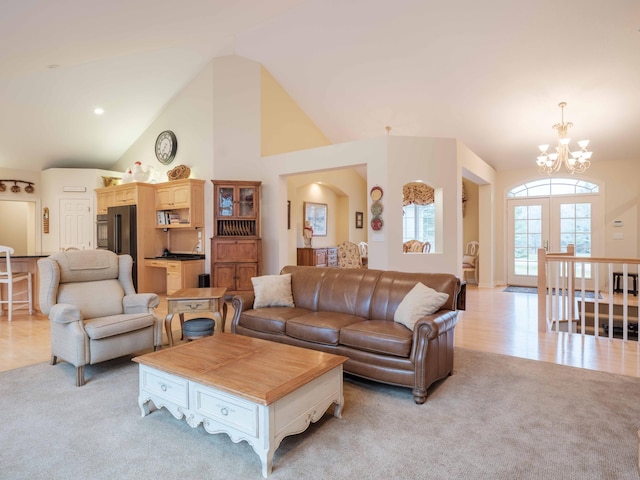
107, 205, 137, 290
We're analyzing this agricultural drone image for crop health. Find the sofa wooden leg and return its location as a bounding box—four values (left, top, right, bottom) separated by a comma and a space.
50, 355, 57, 365
76, 366, 85, 387
413, 389, 427, 404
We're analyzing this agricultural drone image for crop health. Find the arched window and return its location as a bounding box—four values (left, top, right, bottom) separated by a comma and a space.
508, 178, 598, 197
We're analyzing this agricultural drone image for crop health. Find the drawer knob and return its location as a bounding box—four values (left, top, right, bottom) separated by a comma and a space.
161, 384, 168, 392
220, 407, 229, 416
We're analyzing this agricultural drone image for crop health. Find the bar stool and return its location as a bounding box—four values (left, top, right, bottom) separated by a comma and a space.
612, 272, 638, 296
0, 246, 33, 321
182, 317, 216, 341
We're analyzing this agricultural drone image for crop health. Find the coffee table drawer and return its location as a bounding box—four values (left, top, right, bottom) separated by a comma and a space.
192, 385, 259, 436
141, 367, 189, 408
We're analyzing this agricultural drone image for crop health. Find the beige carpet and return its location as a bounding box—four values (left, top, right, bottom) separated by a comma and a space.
1, 348, 640, 479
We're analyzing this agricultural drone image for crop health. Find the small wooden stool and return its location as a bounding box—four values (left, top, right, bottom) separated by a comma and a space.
182, 318, 215, 341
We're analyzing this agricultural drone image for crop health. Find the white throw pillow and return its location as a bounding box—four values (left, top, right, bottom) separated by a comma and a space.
251, 273, 295, 308
462, 254, 477, 266
393, 282, 449, 331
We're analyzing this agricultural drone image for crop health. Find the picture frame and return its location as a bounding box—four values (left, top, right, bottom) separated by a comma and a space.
287, 200, 291, 230
304, 202, 328, 236
355, 211, 363, 229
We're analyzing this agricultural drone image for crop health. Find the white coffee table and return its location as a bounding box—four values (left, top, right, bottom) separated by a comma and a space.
133, 333, 348, 477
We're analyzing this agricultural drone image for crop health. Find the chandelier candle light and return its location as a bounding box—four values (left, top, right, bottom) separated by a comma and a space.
536, 102, 592, 175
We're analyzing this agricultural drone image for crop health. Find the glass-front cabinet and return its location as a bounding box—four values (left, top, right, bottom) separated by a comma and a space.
213, 181, 261, 237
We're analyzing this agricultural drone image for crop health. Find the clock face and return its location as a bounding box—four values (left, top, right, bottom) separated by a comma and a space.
155, 130, 177, 165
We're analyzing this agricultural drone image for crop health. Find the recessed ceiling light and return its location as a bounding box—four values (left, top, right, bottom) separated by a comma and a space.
94, 107, 105, 115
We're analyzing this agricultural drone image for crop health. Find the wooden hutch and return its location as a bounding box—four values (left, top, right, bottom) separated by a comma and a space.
210, 180, 262, 295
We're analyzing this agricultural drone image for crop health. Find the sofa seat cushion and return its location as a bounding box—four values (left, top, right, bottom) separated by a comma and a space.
340, 320, 413, 358
84, 313, 155, 340
286, 312, 365, 346
239, 307, 311, 334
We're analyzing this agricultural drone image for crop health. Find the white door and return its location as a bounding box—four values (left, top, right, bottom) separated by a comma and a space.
59, 198, 92, 250
507, 198, 549, 286
507, 195, 599, 287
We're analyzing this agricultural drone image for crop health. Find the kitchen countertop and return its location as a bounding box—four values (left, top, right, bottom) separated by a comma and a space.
145, 254, 205, 261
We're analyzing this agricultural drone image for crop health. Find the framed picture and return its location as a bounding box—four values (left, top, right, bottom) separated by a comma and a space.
355, 211, 364, 229
287, 200, 291, 230
304, 202, 328, 236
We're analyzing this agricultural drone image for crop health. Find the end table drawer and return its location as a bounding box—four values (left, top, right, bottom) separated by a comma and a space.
141, 367, 189, 408
172, 299, 213, 314
192, 385, 258, 436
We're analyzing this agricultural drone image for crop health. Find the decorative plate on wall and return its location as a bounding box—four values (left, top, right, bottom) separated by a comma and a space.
371, 216, 383, 231
370, 202, 383, 216
370, 186, 383, 202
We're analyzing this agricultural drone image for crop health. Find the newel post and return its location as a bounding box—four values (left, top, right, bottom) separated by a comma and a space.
538, 248, 548, 332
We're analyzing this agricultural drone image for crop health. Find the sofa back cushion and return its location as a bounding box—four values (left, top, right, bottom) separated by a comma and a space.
371, 271, 459, 321
280, 266, 458, 320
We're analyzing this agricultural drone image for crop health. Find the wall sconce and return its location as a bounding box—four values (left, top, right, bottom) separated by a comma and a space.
0, 179, 35, 193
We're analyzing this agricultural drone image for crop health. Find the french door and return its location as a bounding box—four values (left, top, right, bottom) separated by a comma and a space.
507, 195, 598, 287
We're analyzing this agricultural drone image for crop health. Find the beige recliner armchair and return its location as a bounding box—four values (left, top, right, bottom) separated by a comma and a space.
38, 249, 162, 386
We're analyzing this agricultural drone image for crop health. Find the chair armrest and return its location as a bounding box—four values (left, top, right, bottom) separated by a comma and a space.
230, 293, 255, 332
123, 293, 160, 313
49, 303, 83, 324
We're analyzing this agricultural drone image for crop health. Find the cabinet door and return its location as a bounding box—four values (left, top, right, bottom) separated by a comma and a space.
213, 264, 237, 291
214, 240, 259, 263
216, 186, 235, 218
166, 261, 182, 295
114, 185, 136, 205
236, 264, 258, 291
237, 186, 257, 218
96, 191, 114, 214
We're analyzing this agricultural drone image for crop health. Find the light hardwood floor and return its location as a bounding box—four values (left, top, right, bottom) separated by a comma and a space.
2, 286, 640, 377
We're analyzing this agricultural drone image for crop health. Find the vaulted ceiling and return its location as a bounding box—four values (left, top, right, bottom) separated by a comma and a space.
2, 0, 639, 173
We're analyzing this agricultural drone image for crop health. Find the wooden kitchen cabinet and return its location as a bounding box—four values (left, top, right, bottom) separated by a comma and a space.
155, 179, 205, 229
95, 183, 140, 213
96, 189, 114, 214
145, 259, 204, 295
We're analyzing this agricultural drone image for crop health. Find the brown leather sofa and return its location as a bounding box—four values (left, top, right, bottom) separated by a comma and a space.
231, 265, 461, 404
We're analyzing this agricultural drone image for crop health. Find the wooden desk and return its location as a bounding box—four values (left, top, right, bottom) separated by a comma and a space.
164, 287, 226, 347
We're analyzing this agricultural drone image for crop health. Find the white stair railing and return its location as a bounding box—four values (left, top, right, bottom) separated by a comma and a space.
538, 245, 640, 340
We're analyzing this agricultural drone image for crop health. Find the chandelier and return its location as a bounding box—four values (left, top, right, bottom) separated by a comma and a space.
536, 102, 592, 175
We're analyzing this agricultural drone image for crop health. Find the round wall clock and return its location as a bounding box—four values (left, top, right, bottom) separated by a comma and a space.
155, 130, 178, 165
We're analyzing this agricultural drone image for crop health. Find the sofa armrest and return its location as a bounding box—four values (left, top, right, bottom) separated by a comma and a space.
414, 310, 458, 340
50, 303, 83, 324
230, 293, 255, 332
123, 293, 160, 313
410, 310, 458, 361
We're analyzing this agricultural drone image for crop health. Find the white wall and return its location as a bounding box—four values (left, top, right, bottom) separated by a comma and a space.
0, 202, 29, 254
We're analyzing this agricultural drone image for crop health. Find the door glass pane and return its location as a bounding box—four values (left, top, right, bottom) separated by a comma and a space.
512, 205, 543, 277
560, 202, 592, 277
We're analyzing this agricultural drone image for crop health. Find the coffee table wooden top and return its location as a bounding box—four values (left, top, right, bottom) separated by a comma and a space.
133, 333, 348, 405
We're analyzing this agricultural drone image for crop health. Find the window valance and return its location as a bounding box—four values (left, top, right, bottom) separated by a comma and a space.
403, 182, 434, 206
